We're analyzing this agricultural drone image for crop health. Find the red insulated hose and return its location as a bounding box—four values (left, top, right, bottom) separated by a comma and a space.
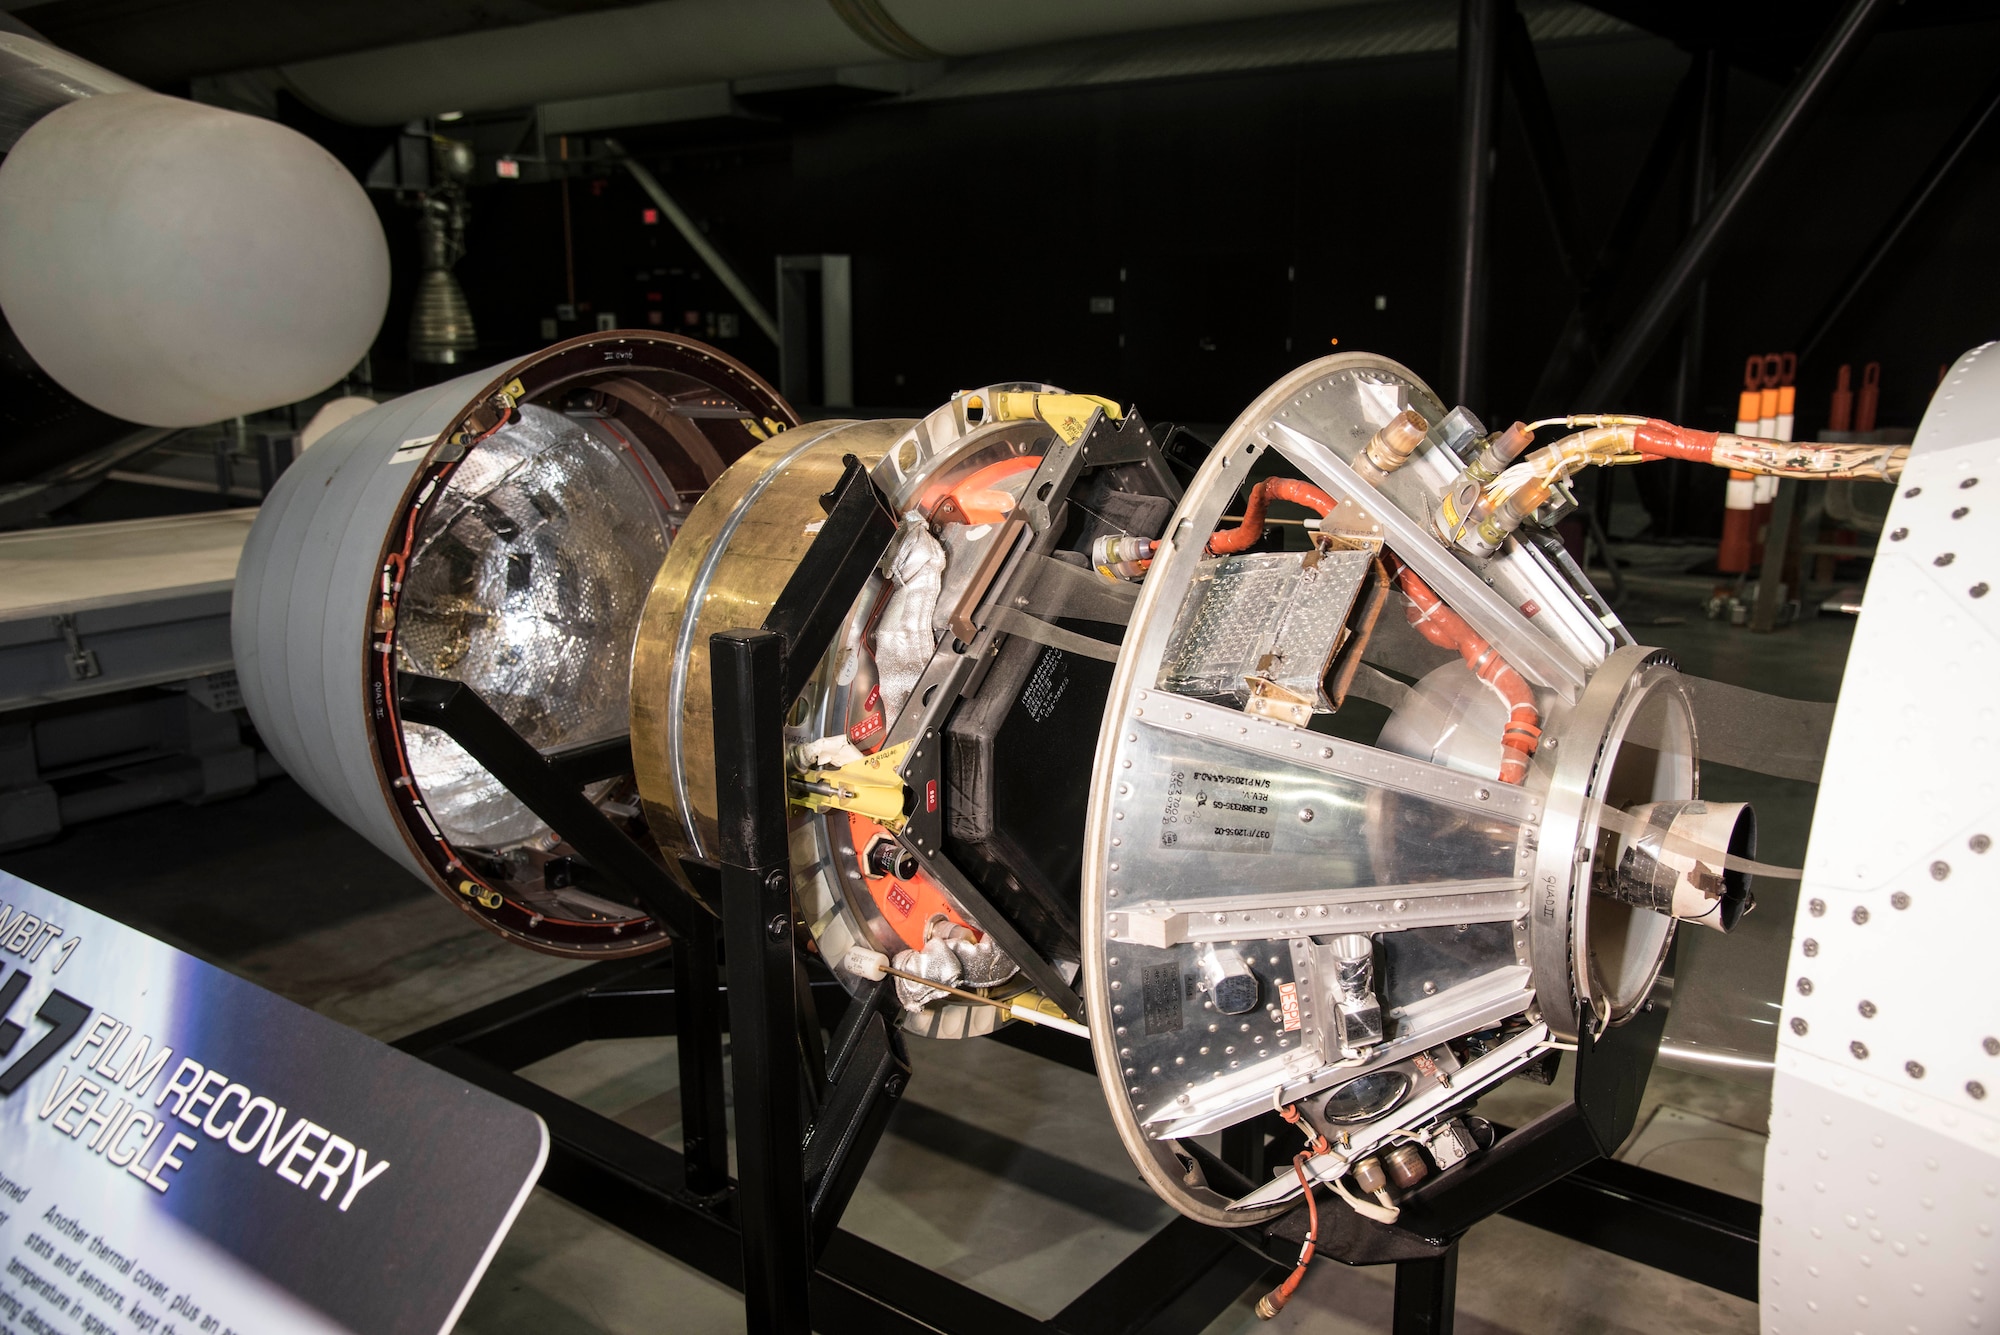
1208, 478, 1340, 554
1395, 567, 1541, 784
1206, 485, 1540, 785
1632, 419, 1718, 463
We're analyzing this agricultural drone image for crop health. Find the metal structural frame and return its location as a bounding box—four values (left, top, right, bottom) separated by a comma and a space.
390, 460, 1764, 1333
1469, 0, 1939, 581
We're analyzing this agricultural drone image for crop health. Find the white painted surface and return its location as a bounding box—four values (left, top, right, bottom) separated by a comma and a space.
232, 372, 495, 883
1762, 342, 2000, 1332
0, 92, 388, 427
0, 509, 254, 620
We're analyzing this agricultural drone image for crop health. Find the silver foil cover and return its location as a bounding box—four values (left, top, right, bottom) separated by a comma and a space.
396, 402, 670, 849
1156, 549, 1374, 708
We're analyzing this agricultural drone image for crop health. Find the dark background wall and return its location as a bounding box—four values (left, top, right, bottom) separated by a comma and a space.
353, 17, 1998, 534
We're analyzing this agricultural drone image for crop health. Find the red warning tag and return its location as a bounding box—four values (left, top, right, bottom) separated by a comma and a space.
887, 884, 914, 917
1520, 600, 1542, 618
1279, 981, 1302, 1032
926, 779, 938, 813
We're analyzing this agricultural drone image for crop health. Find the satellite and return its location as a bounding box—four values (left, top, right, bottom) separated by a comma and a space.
239, 337, 1990, 1324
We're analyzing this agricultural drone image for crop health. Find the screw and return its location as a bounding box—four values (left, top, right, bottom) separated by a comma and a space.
767, 913, 790, 939
1851, 1041, 1870, 1060
1859, 1000, 1877, 1018
1905, 487, 1923, 498
1970, 1081, 1988, 1101
1906, 1061, 1926, 1079
1791, 1017, 1809, 1036
1954, 507, 1970, 519
1974, 835, 1993, 854
1803, 938, 1819, 956
1975, 584, 1992, 599
1891, 891, 1911, 910
1853, 905, 1870, 925
1889, 528, 1908, 541
1797, 977, 1814, 996
1985, 1036, 1999, 1056
1964, 477, 1980, 489
1809, 898, 1826, 917
765, 869, 788, 894
1299, 807, 1316, 823
1935, 553, 1956, 567
1931, 861, 1951, 880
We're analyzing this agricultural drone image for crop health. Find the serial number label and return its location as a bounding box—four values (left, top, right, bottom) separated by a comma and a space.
1158, 762, 1274, 854
1140, 963, 1184, 1036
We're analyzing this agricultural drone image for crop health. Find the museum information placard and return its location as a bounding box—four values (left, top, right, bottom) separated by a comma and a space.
0, 871, 547, 1335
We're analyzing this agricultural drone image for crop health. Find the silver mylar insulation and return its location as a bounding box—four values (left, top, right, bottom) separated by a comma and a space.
234, 332, 793, 955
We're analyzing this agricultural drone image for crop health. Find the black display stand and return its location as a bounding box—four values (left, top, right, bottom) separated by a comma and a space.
393, 459, 1760, 1334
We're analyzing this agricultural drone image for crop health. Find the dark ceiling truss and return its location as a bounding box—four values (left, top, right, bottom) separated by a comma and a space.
13, 0, 1998, 94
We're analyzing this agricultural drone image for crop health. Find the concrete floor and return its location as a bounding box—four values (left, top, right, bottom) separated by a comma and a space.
0, 566, 1853, 1334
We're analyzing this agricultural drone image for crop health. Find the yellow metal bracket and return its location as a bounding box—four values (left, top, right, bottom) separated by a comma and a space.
789, 740, 913, 827
991, 391, 1124, 445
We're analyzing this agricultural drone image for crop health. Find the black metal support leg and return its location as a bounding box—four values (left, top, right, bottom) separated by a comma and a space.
1750, 478, 1800, 633
1671, 48, 1725, 432
1392, 1242, 1459, 1335
804, 983, 910, 1258
1668, 47, 1725, 536
1500, 0, 1591, 287
396, 674, 696, 939
712, 629, 814, 1333
1445, 0, 1502, 412
1221, 1120, 1264, 1183
675, 915, 730, 1195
